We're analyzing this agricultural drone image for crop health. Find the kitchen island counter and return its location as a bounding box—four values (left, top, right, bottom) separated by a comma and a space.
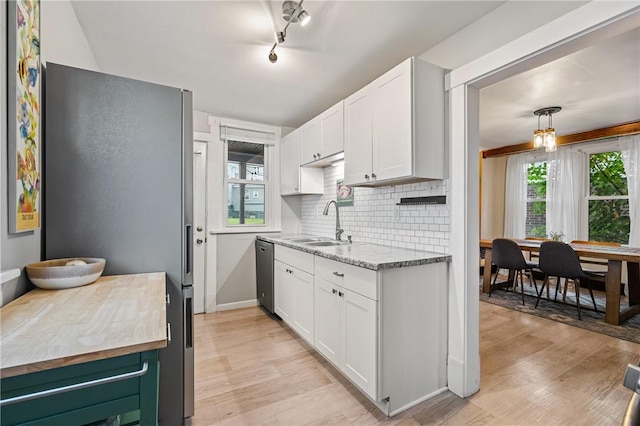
257, 233, 450, 271
0, 272, 167, 379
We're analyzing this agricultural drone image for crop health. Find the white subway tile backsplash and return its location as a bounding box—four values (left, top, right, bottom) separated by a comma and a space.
299, 165, 450, 253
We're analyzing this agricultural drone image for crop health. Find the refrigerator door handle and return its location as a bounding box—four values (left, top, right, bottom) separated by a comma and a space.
183, 286, 195, 418
184, 224, 193, 277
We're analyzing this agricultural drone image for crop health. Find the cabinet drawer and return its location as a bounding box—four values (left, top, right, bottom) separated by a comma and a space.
275, 245, 314, 274
315, 256, 377, 300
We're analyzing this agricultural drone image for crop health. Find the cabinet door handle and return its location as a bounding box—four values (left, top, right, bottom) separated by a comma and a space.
338, 291, 344, 298
333, 272, 344, 277
365, 174, 369, 179
0, 361, 149, 407
332, 288, 337, 294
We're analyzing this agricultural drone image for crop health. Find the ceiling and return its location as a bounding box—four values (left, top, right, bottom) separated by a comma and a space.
69, 1, 639, 149
71, 0, 505, 128
479, 27, 640, 150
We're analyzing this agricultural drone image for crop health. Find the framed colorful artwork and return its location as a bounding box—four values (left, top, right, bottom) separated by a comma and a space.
7, 0, 41, 233
336, 179, 354, 207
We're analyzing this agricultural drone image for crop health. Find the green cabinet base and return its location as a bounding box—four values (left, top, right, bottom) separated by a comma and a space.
1, 350, 159, 426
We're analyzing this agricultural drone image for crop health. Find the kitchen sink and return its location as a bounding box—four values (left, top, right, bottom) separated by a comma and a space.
286, 237, 332, 243
304, 241, 350, 247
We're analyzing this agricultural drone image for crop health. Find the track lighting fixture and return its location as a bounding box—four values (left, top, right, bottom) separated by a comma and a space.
533, 107, 561, 152
268, 0, 311, 64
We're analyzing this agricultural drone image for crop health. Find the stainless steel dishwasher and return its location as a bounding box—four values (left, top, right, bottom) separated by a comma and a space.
255, 240, 275, 314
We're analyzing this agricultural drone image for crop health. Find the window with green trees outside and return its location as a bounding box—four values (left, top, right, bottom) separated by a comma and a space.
526, 161, 547, 238
588, 151, 630, 244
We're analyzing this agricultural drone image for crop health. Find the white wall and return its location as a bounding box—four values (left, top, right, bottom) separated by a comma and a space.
1, 0, 99, 306
480, 156, 507, 239
300, 165, 450, 253
41, 0, 99, 70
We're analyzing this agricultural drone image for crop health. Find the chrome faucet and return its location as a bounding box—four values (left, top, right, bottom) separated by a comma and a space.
323, 200, 344, 241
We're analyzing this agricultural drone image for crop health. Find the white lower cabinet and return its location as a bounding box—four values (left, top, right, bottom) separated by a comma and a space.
313, 277, 340, 365
340, 286, 377, 399
274, 246, 315, 345
314, 257, 378, 400
274, 260, 295, 325
292, 267, 314, 344
275, 244, 448, 417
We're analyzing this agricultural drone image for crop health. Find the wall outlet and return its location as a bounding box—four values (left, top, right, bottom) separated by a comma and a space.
394, 205, 400, 221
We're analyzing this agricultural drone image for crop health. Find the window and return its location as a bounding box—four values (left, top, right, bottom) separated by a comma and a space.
526, 161, 547, 238
226, 140, 268, 226
587, 151, 630, 244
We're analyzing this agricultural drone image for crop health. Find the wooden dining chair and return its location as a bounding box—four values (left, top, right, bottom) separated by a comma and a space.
535, 241, 600, 320
490, 239, 539, 305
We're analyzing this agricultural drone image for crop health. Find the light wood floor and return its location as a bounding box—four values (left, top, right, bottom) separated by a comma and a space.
192, 302, 640, 425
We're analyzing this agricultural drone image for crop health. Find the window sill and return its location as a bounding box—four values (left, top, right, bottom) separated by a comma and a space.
209, 228, 282, 235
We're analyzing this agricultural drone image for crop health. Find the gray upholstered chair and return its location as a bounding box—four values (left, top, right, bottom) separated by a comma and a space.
534, 241, 599, 320
490, 238, 539, 305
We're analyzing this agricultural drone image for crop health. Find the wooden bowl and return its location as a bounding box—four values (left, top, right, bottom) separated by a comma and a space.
26, 258, 106, 290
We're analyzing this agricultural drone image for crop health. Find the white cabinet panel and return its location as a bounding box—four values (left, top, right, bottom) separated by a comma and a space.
344, 86, 373, 185
315, 255, 377, 300
275, 245, 314, 274
342, 288, 377, 400
343, 57, 445, 187
280, 129, 323, 196
301, 119, 320, 165
274, 260, 295, 325
372, 60, 412, 182
293, 268, 314, 345
319, 101, 344, 157
314, 277, 341, 366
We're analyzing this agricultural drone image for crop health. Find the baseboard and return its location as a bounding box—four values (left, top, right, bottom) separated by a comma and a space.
216, 299, 258, 311
447, 355, 480, 398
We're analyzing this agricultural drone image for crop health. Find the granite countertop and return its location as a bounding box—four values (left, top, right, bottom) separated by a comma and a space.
0, 272, 167, 378
257, 234, 451, 271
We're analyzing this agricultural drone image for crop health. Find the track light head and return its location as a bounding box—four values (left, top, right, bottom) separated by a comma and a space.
268, 49, 278, 64
298, 10, 310, 26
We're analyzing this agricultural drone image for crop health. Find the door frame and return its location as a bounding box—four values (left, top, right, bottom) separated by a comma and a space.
445, 3, 640, 398
194, 131, 217, 313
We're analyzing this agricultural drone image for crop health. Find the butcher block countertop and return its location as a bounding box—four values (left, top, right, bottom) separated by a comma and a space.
0, 272, 167, 379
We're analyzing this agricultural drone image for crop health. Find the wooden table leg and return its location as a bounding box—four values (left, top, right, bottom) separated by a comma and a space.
618, 262, 640, 324
628, 262, 639, 306
482, 248, 492, 293
605, 260, 622, 325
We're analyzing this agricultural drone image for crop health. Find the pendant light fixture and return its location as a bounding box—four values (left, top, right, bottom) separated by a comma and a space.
533, 106, 561, 152
268, 0, 311, 64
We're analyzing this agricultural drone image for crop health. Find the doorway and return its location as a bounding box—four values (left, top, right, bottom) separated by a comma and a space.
193, 140, 207, 314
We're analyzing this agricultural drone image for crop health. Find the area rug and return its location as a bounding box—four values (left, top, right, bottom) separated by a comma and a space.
479, 277, 640, 344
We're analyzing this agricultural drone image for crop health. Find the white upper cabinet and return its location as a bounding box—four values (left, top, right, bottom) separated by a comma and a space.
300, 118, 321, 164
318, 101, 344, 158
301, 101, 344, 165
344, 57, 445, 187
280, 129, 323, 196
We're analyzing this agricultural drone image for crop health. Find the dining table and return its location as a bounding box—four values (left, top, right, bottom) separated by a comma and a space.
480, 239, 640, 325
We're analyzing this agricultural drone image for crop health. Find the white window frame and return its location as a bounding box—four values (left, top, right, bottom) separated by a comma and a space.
223, 139, 270, 228
208, 116, 282, 234
580, 139, 630, 243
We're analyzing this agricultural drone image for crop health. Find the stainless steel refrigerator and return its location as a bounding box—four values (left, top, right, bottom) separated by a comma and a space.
44, 63, 194, 425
